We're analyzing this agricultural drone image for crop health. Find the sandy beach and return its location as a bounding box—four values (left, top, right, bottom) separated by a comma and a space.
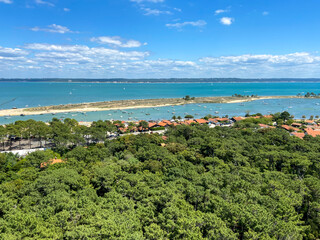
0, 96, 302, 117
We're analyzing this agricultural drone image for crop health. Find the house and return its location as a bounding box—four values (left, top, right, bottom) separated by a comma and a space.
148, 122, 158, 128
215, 118, 229, 122
195, 119, 208, 124
231, 116, 245, 122
305, 128, 320, 137
158, 121, 169, 127
263, 115, 273, 119
291, 132, 305, 139
208, 118, 219, 124
304, 120, 315, 125
292, 123, 302, 128
281, 125, 299, 132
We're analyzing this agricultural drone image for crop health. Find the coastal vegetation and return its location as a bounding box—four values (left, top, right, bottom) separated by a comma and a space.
0, 118, 320, 239
182, 95, 195, 101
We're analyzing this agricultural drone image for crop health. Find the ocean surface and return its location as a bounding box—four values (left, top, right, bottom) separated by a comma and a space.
1, 82, 320, 124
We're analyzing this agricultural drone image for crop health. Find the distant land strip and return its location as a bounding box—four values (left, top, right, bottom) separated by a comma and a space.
0, 96, 306, 117
1, 78, 320, 83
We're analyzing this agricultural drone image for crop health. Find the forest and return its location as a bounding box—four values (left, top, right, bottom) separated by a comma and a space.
0, 121, 320, 239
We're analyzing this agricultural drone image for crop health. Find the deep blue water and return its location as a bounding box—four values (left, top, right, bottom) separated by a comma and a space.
0, 82, 320, 124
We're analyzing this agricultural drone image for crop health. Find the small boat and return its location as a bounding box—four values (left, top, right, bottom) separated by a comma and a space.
20, 114, 25, 117
215, 111, 219, 114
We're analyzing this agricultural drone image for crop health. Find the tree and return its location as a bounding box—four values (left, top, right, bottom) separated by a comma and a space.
0, 125, 7, 151
138, 121, 149, 131
185, 115, 194, 119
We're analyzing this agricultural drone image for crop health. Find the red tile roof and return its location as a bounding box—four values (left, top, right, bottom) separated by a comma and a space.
263, 115, 273, 119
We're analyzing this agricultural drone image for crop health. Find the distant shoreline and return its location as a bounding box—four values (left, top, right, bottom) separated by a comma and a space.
0, 96, 305, 117
1, 78, 320, 83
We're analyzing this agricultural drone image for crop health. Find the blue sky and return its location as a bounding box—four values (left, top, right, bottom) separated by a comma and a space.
0, 0, 320, 78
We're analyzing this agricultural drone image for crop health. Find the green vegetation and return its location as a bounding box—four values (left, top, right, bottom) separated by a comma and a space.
185, 114, 194, 119
183, 95, 195, 101
301, 92, 320, 98
0, 122, 320, 239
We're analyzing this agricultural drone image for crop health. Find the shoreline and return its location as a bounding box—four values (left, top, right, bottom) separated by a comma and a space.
0, 96, 305, 117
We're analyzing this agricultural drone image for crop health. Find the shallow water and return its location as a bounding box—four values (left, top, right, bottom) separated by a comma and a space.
1, 98, 319, 124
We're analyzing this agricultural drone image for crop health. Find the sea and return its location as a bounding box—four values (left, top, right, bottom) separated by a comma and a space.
1, 81, 320, 124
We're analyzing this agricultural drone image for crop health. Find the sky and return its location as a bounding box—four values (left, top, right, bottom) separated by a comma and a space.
0, 0, 320, 78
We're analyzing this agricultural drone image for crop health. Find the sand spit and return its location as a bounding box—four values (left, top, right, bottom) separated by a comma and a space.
0, 96, 303, 117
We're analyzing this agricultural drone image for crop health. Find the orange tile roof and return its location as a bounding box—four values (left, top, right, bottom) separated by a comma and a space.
281, 125, 299, 132
208, 118, 218, 123
305, 128, 320, 137
232, 117, 245, 121
148, 122, 158, 128
162, 136, 168, 141
40, 158, 64, 168
195, 119, 208, 124
291, 132, 305, 139
158, 122, 168, 127
305, 120, 315, 124
185, 120, 195, 125
215, 118, 229, 122
263, 115, 273, 119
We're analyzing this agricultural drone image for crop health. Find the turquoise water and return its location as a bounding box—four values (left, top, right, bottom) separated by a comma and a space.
0, 82, 320, 124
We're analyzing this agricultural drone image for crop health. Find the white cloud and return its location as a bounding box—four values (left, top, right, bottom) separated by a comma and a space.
30, 24, 74, 34
142, 8, 172, 16
0, 46, 28, 58
35, 0, 54, 7
130, 0, 164, 3
0, 0, 13, 4
64, 8, 70, 12
3, 42, 320, 78
91, 36, 146, 48
24, 43, 89, 52
166, 20, 207, 29
220, 17, 234, 25
215, 9, 229, 15
262, 11, 269, 16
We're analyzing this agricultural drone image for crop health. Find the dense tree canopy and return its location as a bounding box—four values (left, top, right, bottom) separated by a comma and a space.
0, 123, 320, 239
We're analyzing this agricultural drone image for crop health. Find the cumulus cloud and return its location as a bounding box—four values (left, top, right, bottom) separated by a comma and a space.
35, 0, 54, 7
2, 43, 320, 78
30, 24, 75, 34
142, 8, 172, 16
0, 0, 13, 4
0, 47, 28, 58
166, 20, 207, 29
220, 17, 234, 25
91, 36, 146, 48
